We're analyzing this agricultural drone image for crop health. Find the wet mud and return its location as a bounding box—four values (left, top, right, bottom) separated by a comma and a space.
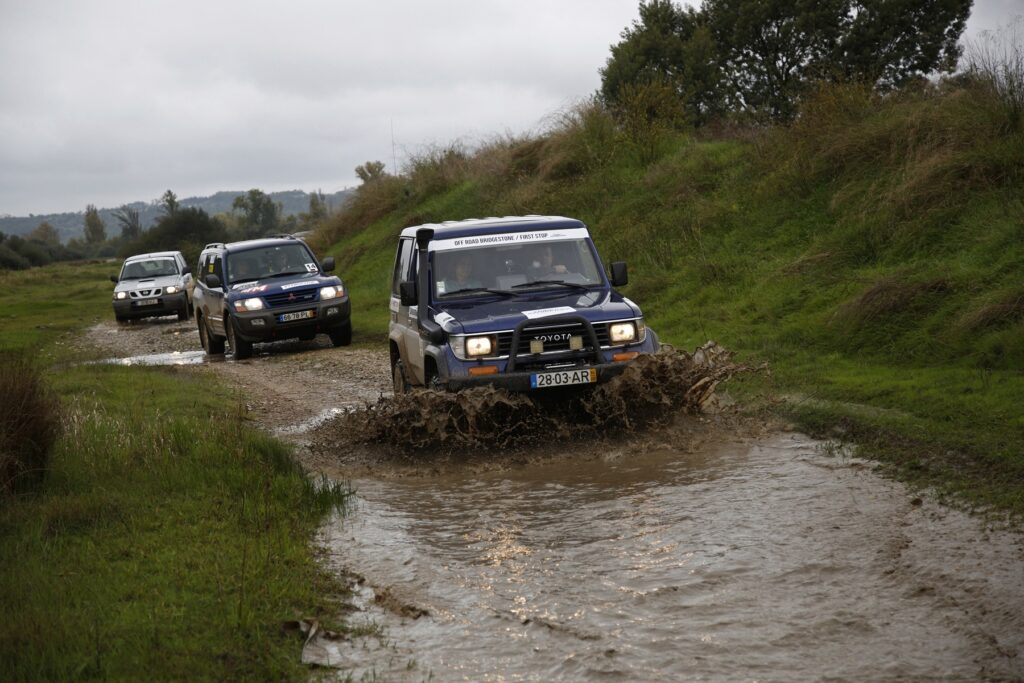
78, 317, 1024, 681
314, 344, 756, 454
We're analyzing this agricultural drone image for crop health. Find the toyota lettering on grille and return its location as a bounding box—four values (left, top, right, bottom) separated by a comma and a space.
534, 332, 572, 343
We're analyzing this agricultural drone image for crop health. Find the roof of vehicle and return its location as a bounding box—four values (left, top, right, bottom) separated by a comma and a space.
398, 215, 586, 241
123, 251, 182, 261
201, 235, 310, 254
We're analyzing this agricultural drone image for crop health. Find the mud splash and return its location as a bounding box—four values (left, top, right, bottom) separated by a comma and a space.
314, 344, 756, 455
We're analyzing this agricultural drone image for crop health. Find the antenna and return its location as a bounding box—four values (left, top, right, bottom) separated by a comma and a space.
391, 119, 398, 175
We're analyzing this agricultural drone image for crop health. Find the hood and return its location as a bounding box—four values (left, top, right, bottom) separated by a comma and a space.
114, 273, 182, 293
433, 289, 640, 335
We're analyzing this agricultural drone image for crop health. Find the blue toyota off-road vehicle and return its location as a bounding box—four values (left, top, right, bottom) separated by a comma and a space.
389, 215, 659, 393
193, 235, 351, 359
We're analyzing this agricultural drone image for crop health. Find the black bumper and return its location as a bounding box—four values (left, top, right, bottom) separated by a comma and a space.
232, 298, 351, 342
445, 360, 633, 391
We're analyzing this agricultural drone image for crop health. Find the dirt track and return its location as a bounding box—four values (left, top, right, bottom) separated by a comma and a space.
82, 316, 1024, 682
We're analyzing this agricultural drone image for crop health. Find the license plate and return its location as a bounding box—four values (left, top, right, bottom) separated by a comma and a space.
278, 310, 315, 322
530, 368, 596, 389
136, 298, 158, 306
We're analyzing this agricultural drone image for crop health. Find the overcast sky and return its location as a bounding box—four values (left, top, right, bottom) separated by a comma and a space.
0, 0, 1019, 216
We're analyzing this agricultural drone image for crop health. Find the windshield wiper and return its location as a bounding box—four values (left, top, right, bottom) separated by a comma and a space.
511, 279, 591, 291
439, 287, 517, 298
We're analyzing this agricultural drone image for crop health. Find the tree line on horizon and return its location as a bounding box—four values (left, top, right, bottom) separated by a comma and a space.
0, 189, 340, 271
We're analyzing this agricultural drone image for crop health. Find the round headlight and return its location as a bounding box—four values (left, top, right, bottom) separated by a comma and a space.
466, 336, 493, 357
115, 291, 127, 300
609, 322, 637, 343
233, 298, 264, 312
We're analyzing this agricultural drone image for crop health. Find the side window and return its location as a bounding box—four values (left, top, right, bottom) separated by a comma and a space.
210, 255, 223, 285
391, 238, 414, 295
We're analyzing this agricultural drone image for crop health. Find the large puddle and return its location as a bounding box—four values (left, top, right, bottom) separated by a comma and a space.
319, 432, 1024, 681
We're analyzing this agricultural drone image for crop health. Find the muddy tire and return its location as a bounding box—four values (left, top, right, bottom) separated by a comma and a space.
177, 305, 189, 322
198, 314, 225, 355
226, 318, 253, 360
115, 315, 128, 325
329, 323, 352, 347
392, 358, 410, 396
427, 372, 445, 392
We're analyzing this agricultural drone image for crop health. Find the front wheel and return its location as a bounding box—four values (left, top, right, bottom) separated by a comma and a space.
329, 323, 352, 347
198, 314, 225, 355
177, 305, 189, 321
226, 318, 253, 360
392, 358, 410, 396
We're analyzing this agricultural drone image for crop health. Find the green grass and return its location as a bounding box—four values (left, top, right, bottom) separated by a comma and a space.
319, 84, 1024, 517
0, 266, 352, 680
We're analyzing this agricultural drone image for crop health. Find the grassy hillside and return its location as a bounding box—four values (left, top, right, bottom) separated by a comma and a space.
315, 80, 1024, 515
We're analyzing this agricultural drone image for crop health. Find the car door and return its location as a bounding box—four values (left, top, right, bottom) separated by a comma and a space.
390, 238, 426, 382
205, 253, 227, 335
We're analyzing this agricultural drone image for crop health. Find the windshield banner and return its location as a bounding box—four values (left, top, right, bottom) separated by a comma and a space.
429, 228, 590, 251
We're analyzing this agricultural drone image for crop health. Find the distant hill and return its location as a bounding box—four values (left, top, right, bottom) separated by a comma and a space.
0, 189, 354, 243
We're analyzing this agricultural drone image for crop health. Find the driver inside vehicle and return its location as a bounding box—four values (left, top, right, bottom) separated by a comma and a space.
233, 258, 257, 282
440, 253, 483, 293
530, 244, 568, 277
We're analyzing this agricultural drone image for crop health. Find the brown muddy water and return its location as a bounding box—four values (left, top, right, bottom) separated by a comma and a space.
318, 429, 1024, 682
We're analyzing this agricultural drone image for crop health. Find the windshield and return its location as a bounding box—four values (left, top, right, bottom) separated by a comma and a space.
226, 244, 319, 285
120, 258, 178, 279
433, 237, 603, 298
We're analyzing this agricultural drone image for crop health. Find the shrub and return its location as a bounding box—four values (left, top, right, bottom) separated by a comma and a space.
405, 142, 471, 197
0, 354, 61, 494
0, 244, 30, 271
537, 98, 619, 179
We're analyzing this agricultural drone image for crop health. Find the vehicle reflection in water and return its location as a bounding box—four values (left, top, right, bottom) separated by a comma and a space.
320, 432, 1024, 682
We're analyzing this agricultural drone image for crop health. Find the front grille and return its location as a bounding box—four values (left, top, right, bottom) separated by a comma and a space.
265, 288, 319, 308
496, 322, 610, 357
129, 288, 161, 298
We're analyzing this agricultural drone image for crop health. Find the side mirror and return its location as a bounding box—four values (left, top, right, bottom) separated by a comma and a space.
321, 256, 335, 272
109, 274, 118, 283
610, 261, 628, 287
399, 281, 417, 307
204, 273, 222, 289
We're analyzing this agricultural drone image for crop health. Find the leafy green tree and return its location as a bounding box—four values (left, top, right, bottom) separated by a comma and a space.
28, 221, 60, 246
355, 161, 387, 183
160, 190, 179, 217
112, 205, 142, 241
231, 189, 282, 238
705, 0, 971, 119
830, 0, 972, 89
704, 0, 848, 120
601, 0, 724, 126
134, 207, 226, 266
603, 0, 971, 123
83, 205, 106, 244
